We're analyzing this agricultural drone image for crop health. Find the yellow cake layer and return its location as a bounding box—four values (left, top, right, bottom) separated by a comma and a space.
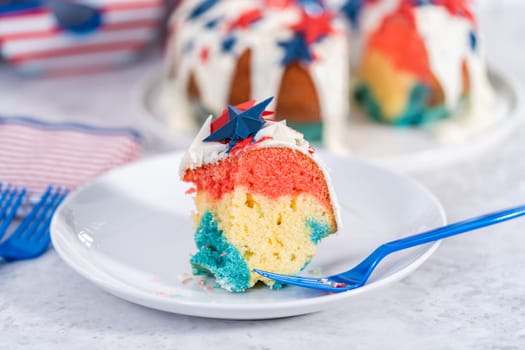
359, 49, 416, 121
193, 187, 335, 288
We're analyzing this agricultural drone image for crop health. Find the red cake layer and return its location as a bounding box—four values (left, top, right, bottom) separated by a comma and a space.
183, 147, 333, 210
367, 7, 432, 82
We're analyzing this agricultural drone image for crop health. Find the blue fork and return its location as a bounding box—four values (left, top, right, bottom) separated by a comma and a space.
0, 185, 68, 260
254, 204, 525, 293
0, 183, 28, 241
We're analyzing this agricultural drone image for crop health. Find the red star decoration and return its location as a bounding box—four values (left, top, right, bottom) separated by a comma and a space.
200, 46, 210, 63
227, 9, 263, 32
211, 100, 274, 133
290, 9, 335, 44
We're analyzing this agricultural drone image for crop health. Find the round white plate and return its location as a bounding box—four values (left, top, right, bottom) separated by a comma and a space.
137, 68, 523, 172
51, 151, 446, 320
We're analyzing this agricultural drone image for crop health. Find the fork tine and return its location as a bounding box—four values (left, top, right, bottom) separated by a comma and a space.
0, 184, 14, 218
34, 189, 69, 243
253, 269, 321, 283
8, 186, 54, 240
254, 269, 329, 287
253, 269, 353, 292
20, 187, 62, 240
0, 187, 27, 241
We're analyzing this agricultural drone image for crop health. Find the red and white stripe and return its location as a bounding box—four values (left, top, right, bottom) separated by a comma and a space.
0, 119, 143, 192
0, 0, 164, 76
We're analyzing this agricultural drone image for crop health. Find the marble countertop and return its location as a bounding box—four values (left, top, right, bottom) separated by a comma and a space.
2, 7, 525, 350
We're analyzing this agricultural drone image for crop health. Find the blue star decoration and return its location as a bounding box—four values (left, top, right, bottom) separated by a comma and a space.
204, 97, 273, 152
189, 0, 218, 20
278, 34, 313, 66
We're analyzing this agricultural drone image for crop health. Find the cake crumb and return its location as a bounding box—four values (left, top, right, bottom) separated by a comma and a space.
309, 267, 322, 275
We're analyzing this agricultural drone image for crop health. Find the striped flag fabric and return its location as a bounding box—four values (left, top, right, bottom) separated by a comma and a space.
0, 0, 164, 76
0, 116, 143, 192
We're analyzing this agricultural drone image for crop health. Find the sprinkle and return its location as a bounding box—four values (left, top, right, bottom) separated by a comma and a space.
188, 0, 218, 20
469, 30, 477, 51
155, 291, 166, 296
205, 285, 214, 291
200, 46, 210, 63
181, 277, 193, 285
331, 282, 347, 288
221, 35, 237, 53
197, 280, 206, 286
185, 187, 197, 195
227, 9, 263, 31
220, 251, 227, 256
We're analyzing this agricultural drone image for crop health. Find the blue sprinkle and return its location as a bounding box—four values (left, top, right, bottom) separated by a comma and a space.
205, 17, 220, 29
221, 35, 236, 53
188, 0, 218, 20
469, 30, 477, 51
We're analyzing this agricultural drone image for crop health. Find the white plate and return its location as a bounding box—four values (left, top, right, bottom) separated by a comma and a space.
137, 68, 523, 172
51, 151, 446, 320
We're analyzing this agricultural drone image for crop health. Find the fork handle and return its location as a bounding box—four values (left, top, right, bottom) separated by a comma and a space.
383, 204, 525, 253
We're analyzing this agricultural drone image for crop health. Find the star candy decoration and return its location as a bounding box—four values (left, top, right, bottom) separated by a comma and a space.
278, 33, 313, 66
204, 98, 274, 151
290, 9, 335, 44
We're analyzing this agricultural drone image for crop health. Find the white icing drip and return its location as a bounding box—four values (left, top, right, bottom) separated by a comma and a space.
309, 16, 350, 151
414, 6, 468, 108
412, 6, 496, 141
179, 118, 342, 230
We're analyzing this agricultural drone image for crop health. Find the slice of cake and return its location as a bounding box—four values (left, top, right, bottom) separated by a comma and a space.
180, 97, 341, 292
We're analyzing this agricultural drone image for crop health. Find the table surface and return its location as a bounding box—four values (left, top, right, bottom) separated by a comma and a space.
2, 8, 525, 350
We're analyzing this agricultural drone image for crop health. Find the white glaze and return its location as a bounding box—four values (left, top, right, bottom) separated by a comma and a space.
412, 6, 496, 141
